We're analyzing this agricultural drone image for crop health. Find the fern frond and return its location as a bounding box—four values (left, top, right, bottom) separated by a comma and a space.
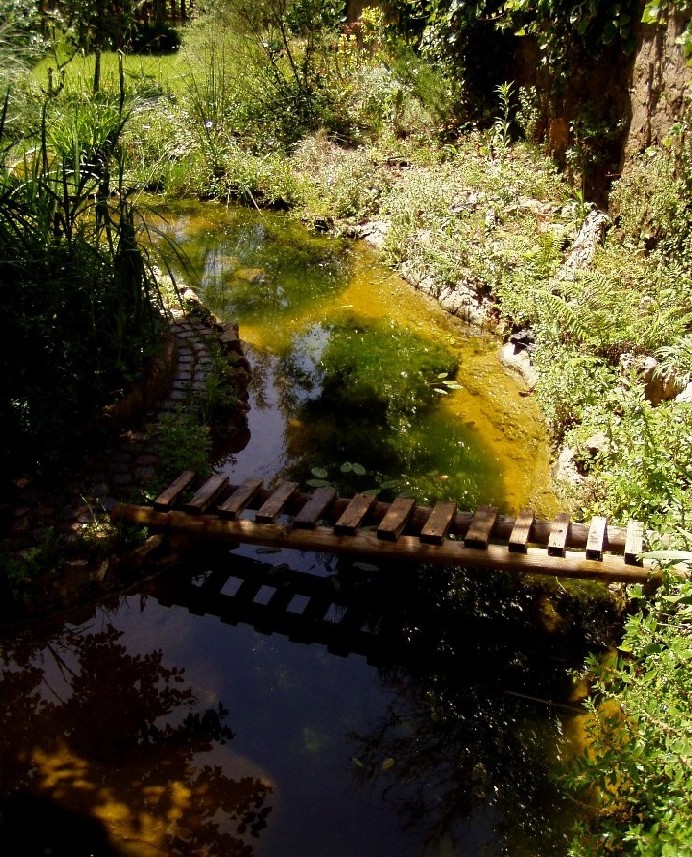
536, 288, 590, 342
657, 335, 692, 385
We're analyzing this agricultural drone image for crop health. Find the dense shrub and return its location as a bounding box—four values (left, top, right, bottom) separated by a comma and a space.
564, 571, 692, 856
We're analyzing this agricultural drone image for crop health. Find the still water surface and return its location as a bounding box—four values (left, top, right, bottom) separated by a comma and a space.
0, 203, 597, 857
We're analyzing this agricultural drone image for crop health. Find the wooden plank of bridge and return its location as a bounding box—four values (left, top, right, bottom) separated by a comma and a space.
548, 513, 571, 558
255, 481, 299, 523
293, 486, 338, 529
625, 520, 645, 566
110, 506, 658, 583
420, 501, 457, 546
586, 516, 608, 561
377, 497, 416, 541
154, 470, 195, 510
464, 505, 498, 549
185, 474, 229, 514
334, 493, 379, 536
508, 508, 535, 553
218, 477, 264, 520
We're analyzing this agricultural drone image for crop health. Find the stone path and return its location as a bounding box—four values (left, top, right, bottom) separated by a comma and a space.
3, 305, 250, 552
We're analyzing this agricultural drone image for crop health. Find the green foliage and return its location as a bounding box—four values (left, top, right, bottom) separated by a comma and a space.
490, 81, 515, 160
391, 0, 640, 115
643, 0, 692, 62
291, 134, 394, 221
563, 566, 692, 856
0, 527, 62, 592
610, 138, 692, 267
0, 78, 167, 475
378, 135, 572, 298
566, 391, 692, 529
144, 409, 213, 487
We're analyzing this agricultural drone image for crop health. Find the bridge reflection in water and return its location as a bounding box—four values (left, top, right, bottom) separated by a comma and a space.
145, 545, 624, 674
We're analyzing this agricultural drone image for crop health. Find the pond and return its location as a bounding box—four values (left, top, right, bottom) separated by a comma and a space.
0, 202, 608, 857
152, 200, 558, 515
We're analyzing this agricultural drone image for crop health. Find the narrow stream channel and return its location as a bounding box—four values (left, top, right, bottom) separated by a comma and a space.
0, 202, 608, 857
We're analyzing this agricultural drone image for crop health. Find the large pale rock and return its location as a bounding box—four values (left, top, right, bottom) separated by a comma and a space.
553, 446, 583, 488
676, 382, 692, 403
620, 352, 685, 405
500, 342, 539, 389
557, 210, 610, 279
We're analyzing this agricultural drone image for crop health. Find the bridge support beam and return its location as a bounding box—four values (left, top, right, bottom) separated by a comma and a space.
112, 504, 657, 584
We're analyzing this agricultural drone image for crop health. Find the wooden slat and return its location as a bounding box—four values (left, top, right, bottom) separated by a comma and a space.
548, 512, 571, 557
586, 516, 608, 561
508, 508, 535, 553
464, 505, 498, 549
154, 470, 195, 510
255, 481, 298, 523
293, 486, 337, 529
218, 477, 264, 520
420, 501, 457, 546
334, 493, 378, 536
377, 497, 416, 541
624, 520, 644, 566
185, 474, 229, 514
112, 508, 657, 583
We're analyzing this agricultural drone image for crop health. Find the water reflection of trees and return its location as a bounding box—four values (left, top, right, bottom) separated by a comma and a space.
0, 613, 272, 857
346, 564, 623, 857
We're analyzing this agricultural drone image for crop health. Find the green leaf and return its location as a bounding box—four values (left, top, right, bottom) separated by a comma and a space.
352, 462, 366, 476
306, 478, 331, 488
311, 466, 328, 478
340, 461, 353, 473
378, 478, 402, 490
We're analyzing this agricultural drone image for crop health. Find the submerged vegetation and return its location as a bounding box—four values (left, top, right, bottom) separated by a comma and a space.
1, 0, 692, 852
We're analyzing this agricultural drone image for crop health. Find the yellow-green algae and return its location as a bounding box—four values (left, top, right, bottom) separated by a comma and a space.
153, 201, 558, 516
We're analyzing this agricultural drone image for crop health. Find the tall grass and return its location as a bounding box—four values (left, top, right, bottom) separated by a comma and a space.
1, 64, 169, 476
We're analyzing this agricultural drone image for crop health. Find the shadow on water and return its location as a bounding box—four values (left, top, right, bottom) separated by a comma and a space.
0, 547, 624, 856
168, 549, 622, 857
0, 614, 272, 856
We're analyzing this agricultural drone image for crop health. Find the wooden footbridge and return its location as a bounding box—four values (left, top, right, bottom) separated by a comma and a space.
111, 471, 656, 584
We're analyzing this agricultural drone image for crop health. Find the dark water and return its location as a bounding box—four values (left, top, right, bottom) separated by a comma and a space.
0, 204, 607, 857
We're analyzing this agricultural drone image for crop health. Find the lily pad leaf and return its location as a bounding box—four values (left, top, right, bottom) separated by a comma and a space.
378, 479, 402, 490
